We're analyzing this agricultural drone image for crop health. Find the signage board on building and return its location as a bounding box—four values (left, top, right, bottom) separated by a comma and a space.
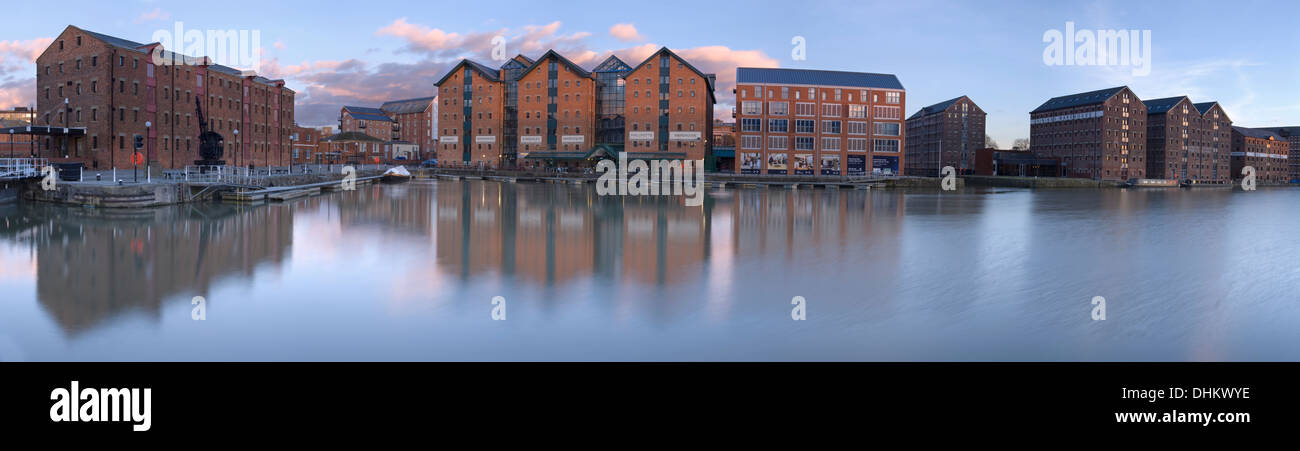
520, 136, 543, 144
439, 136, 458, 143
820, 154, 841, 176
847, 154, 867, 176
669, 131, 702, 141
740, 152, 762, 175
475, 135, 496, 144
629, 131, 655, 141
561, 135, 584, 144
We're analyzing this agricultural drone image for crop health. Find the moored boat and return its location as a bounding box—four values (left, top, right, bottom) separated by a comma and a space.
381, 166, 412, 183
1123, 178, 1178, 188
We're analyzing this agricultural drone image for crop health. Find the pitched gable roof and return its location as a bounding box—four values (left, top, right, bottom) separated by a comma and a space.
73, 25, 286, 88
908, 96, 969, 120
1142, 96, 1189, 115
593, 55, 632, 73
342, 106, 392, 122
519, 49, 592, 79
380, 97, 436, 115
628, 47, 717, 103
434, 58, 501, 86
1031, 86, 1128, 114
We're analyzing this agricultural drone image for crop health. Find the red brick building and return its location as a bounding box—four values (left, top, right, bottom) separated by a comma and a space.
1030, 86, 1146, 181
339, 106, 395, 142
381, 97, 437, 159
435, 59, 506, 167
291, 124, 324, 164
905, 95, 985, 176
733, 67, 904, 176
34, 25, 294, 170
1231, 126, 1290, 183
1142, 96, 1232, 184
1259, 126, 1300, 182
433, 48, 715, 169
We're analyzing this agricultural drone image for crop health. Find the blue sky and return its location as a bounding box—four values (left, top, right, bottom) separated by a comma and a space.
1, 0, 1297, 145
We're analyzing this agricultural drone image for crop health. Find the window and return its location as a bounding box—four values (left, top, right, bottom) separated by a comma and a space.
873, 122, 901, 136
822, 137, 840, 151
848, 104, 867, 119
886, 92, 900, 104
795, 103, 815, 116
741, 118, 762, 132
847, 138, 869, 151
768, 101, 788, 116
822, 121, 841, 134
873, 106, 901, 120
741, 135, 762, 149
822, 104, 842, 117
873, 139, 900, 153
847, 121, 869, 135
741, 101, 762, 115
795, 120, 815, 134
795, 136, 815, 150
768, 136, 788, 150
768, 119, 788, 133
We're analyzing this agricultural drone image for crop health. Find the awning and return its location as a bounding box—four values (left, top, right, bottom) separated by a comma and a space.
0, 125, 87, 137
521, 144, 618, 161
712, 146, 735, 158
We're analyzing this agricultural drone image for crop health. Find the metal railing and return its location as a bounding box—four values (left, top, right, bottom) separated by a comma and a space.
0, 158, 48, 179
180, 164, 388, 186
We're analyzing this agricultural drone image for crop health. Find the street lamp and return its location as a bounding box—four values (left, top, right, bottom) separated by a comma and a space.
7, 129, 13, 159
145, 121, 152, 183
233, 129, 240, 170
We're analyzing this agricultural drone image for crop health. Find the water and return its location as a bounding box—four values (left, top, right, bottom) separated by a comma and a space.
1, 181, 1297, 361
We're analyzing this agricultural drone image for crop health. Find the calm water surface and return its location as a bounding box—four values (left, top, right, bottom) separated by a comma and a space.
1, 181, 1297, 361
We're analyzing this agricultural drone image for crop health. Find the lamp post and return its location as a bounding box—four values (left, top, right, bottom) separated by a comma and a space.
145, 121, 152, 183
7, 129, 13, 159
233, 129, 240, 171
63, 98, 70, 158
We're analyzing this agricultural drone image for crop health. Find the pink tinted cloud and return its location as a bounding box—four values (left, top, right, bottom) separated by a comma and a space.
0, 38, 53, 109
609, 23, 643, 42
134, 8, 170, 24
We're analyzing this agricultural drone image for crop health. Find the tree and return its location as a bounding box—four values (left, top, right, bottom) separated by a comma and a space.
985, 135, 998, 149
1012, 138, 1030, 150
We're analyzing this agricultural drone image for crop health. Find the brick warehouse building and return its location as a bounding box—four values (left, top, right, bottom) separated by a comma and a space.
34, 25, 294, 170
1259, 126, 1300, 181
434, 48, 715, 169
733, 68, 905, 176
1142, 96, 1232, 184
337, 97, 437, 159
1230, 126, 1290, 183
1030, 86, 1146, 181
904, 95, 985, 176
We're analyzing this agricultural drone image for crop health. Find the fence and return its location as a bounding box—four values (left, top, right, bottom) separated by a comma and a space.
0, 158, 48, 179
180, 164, 388, 186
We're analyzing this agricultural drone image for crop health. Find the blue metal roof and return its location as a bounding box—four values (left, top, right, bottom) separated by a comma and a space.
1142, 96, 1188, 115
1193, 102, 1217, 115
344, 106, 392, 122
737, 67, 904, 90
1031, 86, 1128, 113
1233, 126, 1285, 141
908, 96, 968, 119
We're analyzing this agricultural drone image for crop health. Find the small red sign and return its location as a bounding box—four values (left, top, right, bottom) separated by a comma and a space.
132, 152, 144, 165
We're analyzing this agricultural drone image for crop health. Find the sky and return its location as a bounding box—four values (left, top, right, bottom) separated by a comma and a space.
0, 0, 1297, 145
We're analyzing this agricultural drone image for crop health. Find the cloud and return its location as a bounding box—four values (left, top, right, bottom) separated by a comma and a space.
285, 19, 777, 127
0, 37, 52, 109
609, 23, 643, 42
134, 8, 170, 24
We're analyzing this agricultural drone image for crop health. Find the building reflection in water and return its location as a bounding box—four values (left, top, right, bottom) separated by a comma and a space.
0, 203, 293, 335
1, 180, 904, 337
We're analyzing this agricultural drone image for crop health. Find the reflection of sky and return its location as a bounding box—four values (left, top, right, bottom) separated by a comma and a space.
3, 184, 1300, 361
